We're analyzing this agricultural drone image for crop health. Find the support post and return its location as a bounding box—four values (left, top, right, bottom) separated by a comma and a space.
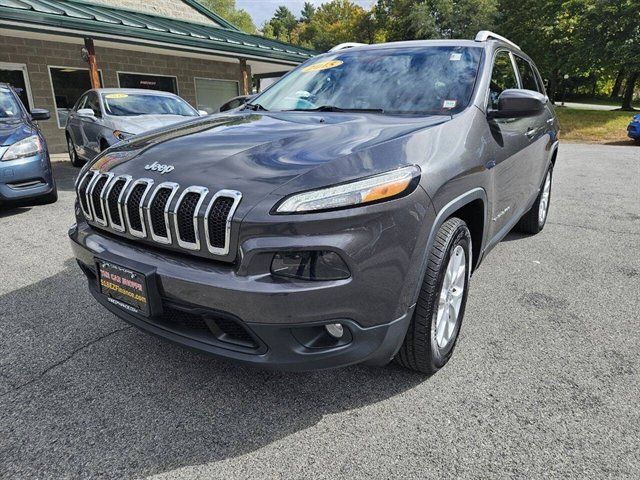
239, 58, 250, 95
84, 37, 101, 89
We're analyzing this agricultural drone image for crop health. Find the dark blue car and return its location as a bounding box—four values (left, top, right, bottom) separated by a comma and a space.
628, 114, 640, 145
0, 83, 57, 207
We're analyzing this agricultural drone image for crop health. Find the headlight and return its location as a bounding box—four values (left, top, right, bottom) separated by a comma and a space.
275, 166, 420, 214
113, 130, 133, 141
1, 135, 43, 161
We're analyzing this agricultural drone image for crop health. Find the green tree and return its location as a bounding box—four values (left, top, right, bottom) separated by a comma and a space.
264, 6, 298, 42
200, 0, 257, 33
301, 2, 316, 23
375, 0, 498, 41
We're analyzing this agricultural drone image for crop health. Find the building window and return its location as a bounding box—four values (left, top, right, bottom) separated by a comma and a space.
194, 78, 239, 114
49, 66, 102, 128
118, 72, 178, 94
0, 63, 33, 111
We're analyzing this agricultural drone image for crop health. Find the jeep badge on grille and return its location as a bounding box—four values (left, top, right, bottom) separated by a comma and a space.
145, 161, 175, 175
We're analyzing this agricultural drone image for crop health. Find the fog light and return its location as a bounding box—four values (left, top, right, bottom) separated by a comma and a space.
325, 323, 344, 339
271, 250, 350, 281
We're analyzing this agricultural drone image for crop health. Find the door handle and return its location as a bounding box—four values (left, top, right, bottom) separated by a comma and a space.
526, 127, 536, 139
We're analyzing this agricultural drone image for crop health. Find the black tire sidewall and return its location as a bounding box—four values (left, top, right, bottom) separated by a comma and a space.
429, 224, 471, 368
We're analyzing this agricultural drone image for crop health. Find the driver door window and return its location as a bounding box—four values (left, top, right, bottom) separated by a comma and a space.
74, 94, 87, 112
489, 51, 519, 109
85, 92, 101, 118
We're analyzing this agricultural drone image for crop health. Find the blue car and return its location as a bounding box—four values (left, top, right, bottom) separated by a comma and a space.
628, 114, 640, 145
0, 83, 57, 207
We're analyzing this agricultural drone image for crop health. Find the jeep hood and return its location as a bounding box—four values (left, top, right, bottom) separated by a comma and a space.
93, 111, 449, 215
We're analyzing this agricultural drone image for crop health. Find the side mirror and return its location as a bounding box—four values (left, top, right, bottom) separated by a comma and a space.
30, 108, 50, 121
488, 89, 546, 119
77, 108, 96, 119
198, 109, 209, 116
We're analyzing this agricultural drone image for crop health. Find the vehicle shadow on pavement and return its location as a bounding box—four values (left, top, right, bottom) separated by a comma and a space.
0, 266, 425, 479
0, 206, 32, 218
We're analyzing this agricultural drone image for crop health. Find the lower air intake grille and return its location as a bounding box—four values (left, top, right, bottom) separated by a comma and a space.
160, 305, 259, 349
207, 197, 234, 248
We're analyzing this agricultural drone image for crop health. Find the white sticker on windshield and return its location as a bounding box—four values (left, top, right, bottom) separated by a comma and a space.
443, 100, 457, 109
450, 53, 462, 61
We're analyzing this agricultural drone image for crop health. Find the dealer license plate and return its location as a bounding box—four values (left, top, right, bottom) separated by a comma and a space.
97, 260, 150, 316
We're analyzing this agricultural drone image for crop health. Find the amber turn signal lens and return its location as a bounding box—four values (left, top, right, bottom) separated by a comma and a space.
362, 178, 413, 202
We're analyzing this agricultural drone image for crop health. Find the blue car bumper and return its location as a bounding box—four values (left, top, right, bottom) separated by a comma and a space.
628, 120, 640, 140
0, 149, 56, 205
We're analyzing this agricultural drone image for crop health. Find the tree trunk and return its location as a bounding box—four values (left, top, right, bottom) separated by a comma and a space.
621, 71, 639, 111
611, 68, 625, 98
548, 69, 559, 103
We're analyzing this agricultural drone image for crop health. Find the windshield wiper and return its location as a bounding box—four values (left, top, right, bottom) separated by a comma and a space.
288, 105, 385, 113
243, 103, 269, 112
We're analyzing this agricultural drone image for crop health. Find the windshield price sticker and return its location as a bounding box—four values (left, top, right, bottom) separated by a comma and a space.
443, 99, 457, 109
302, 60, 344, 72
105, 93, 129, 99
450, 53, 463, 61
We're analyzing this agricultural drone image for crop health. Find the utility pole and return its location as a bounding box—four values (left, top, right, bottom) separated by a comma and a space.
83, 37, 101, 89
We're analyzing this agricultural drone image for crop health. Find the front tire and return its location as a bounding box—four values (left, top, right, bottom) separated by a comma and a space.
395, 217, 471, 374
67, 135, 84, 168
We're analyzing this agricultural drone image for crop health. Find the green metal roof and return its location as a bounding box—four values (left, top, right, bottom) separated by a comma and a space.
0, 0, 315, 64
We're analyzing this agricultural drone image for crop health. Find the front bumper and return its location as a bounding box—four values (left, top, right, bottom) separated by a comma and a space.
0, 150, 56, 204
69, 187, 434, 370
628, 122, 640, 139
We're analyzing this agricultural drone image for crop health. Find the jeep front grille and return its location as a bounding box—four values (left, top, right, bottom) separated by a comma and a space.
76, 170, 242, 259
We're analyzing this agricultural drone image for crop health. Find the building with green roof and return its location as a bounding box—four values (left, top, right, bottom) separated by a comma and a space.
0, 0, 316, 153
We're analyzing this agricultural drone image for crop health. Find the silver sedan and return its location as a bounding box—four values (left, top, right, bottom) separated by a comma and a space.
65, 89, 203, 167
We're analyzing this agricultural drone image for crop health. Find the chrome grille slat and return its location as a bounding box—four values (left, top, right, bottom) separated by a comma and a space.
123, 178, 154, 238
77, 170, 98, 220
146, 182, 180, 244
204, 190, 242, 256
173, 186, 208, 250
89, 173, 112, 226
105, 175, 132, 232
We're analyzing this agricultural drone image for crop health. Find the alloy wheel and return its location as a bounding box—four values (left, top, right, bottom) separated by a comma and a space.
434, 245, 466, 349
538, 170, 551, 225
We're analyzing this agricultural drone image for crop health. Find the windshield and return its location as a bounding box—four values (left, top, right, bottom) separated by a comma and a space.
251, 46, 482, 115
102, 93, 197, 117
0, 88, 23, 119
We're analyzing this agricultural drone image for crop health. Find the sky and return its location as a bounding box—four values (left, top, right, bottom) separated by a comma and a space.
236, 0, 376, 27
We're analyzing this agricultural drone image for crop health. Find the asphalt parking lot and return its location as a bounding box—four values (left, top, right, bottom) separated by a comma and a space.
1, 143, 638, 479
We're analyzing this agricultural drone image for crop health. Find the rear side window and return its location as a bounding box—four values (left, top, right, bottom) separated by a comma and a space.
514, 56, 540, 92
488, 51, 519, 109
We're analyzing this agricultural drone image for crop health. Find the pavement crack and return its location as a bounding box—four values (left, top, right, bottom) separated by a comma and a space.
0, 326, 132, 399
547, 220, 639, 235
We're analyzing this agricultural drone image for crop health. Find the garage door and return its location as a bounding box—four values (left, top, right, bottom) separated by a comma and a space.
195, 78, 239, 114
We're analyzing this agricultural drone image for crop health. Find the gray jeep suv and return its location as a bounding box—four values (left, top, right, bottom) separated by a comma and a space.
69, 31, 559, 373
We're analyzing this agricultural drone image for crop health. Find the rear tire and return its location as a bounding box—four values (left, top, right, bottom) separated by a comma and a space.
67, 135, 84, 168
395, 217, 471, 374
516, 166, 552, 234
